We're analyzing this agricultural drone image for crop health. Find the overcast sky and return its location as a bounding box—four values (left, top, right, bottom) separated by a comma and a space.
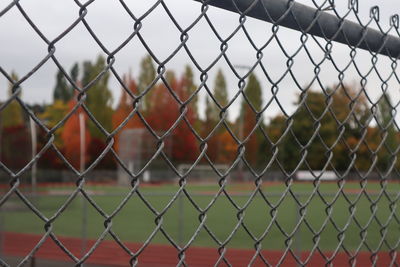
1, 0, 399, 121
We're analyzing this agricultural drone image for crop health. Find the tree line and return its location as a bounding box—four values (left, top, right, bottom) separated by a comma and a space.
1, 55, 398, 174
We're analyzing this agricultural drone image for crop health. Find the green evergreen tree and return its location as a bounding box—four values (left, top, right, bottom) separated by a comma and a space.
82, 55, 113, 138
212, 69, 228, 120
237, 73, 263, 166
53, 69, 72, 102
181, 65, 202, 132
181, 65, 198, 115
237, 73, 263, 135
240, 73, 262, 114
202, 71, 229, 162
182, 65, 196, 96
138, 55, 156, 113
66, 62, 80, 98
70, 63, 79, 84
204, 69, 229, 133
281, 92, 335, 171
204, 97, 214, 135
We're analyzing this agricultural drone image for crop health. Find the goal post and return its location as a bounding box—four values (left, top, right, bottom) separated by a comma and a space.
117, 128, 172, 184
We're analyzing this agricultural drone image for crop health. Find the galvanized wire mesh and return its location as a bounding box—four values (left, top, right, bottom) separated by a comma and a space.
1, 0, 400, 266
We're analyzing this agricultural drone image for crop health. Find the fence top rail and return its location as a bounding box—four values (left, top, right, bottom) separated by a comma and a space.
198, 0, 400, 59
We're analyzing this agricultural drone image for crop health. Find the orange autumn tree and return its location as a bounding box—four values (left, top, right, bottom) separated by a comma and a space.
173, 72, 198, 162
216, 131, 237, 163
112, 75, 142, 152
61, 94, 91, 170
146, 71, 198, 163
145, 72, 179, 161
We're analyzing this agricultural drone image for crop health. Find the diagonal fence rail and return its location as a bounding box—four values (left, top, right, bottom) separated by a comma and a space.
200, 0, 400, 58
0, 0, 400, 266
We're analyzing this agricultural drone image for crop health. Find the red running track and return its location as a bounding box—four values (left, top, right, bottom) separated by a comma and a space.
1, 232, 397, 266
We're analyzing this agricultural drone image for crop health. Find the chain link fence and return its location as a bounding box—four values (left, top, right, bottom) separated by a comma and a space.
1, 0, 400, 266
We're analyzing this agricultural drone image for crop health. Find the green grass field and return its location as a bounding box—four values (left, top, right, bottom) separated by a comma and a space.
1, 182, 399, 251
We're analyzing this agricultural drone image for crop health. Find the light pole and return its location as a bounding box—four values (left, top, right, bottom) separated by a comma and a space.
79, 113, 85, 173
79, 112, 88, 256
29, 116, 38, 267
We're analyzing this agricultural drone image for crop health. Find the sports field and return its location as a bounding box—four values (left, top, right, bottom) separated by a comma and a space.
1, 182, 399, 252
